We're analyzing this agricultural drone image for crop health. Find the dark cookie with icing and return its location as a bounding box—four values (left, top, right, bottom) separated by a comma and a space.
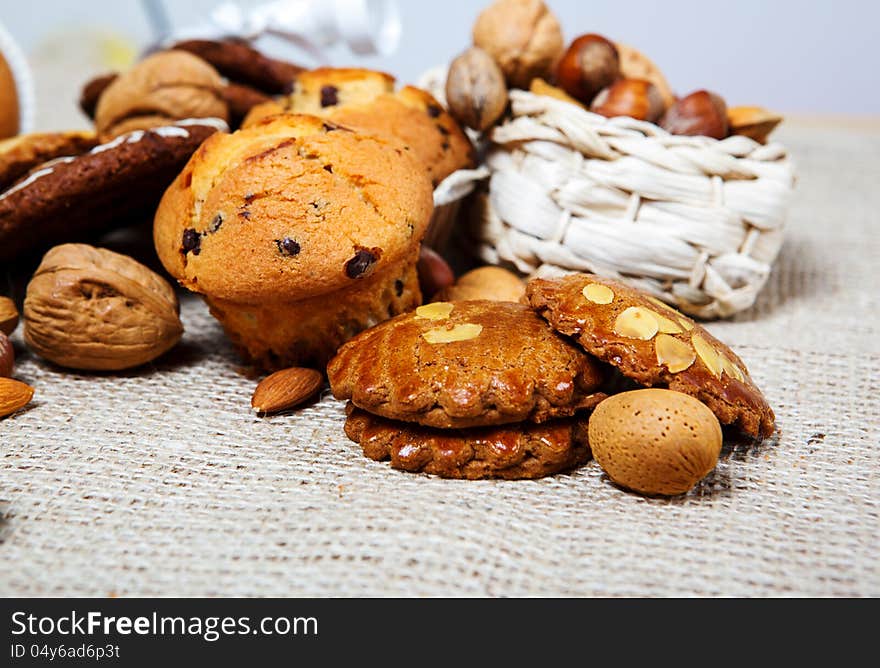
0, 131, 98, 192
328, 300, 607, 429
344, 405, 592, 479
0, 118, 226, 262
526, 273, 775, 438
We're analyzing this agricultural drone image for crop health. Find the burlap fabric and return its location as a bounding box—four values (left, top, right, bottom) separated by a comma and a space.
1, 122, 878, 597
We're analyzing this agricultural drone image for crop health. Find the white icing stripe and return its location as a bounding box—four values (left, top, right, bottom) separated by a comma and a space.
0, 117, 229, 201
0, 166, 56, 202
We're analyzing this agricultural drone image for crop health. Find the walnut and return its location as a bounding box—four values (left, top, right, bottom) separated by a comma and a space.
94, 50, 228, 140
472, 0, 564, 89
23, 244, 183, 371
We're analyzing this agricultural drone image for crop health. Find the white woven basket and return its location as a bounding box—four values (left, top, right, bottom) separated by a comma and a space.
457, 88, 795, 319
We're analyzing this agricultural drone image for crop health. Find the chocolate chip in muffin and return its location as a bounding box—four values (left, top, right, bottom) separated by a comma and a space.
182, 228, 201, 255
275, 237, 301, 256
395, 279, 404, 296
320, 85, 339, 107
436, 124, 450, 136
345, 248, 380, 279
210, 213, 224, 232
427, 104, 442, 118
323, 164, 333, 173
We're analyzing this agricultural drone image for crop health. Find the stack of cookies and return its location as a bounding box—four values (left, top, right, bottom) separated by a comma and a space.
328, 273, 775, 483
328, 299, 608, 479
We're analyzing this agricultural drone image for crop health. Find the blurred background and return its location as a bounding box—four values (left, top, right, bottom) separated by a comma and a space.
2, 0, 877, 131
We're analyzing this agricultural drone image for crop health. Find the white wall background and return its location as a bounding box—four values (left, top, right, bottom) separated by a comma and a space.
2, 0, 877, 117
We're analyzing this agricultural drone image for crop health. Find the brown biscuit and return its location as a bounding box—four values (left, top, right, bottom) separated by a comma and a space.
79, 72, 119, 119
170, 39, 304, 94
0, 131, 98, 192
0, 119, 226, 263
345, 405, 591, 479
328, 300, 607, 429
526, 273, 775, 438
221, 82, 272, 128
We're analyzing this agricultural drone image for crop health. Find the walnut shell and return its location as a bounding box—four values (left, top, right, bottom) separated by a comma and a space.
23, 244, 183, 371
445, 47, 509, 131
473, 0, 564, 89
94, 50, 228, 140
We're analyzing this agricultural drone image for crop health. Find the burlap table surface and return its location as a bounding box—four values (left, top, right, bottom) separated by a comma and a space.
1, 122, 878, 597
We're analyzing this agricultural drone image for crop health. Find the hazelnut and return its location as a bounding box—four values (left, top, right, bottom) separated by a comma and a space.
591, 79, 664, 123
555, 34, 620, 105
0, 332, 13, 378
417, 246, 455, 300
23, 243, 184, 371
0, 296, 19, 335
435, 266, 525, 303
615, 43, 675, 109
660, 90, 729, 139
472, 0, 565, 89
445, 47, 509, 132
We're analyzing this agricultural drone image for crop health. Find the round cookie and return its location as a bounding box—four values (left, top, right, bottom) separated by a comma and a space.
243, 67, 475, 187
345, 405, 591, 480
0, 118, 227, 263
525, 273, 775, 438
170, 39, 304, 95
0, 131, 98, 192
328, 300, 607, 429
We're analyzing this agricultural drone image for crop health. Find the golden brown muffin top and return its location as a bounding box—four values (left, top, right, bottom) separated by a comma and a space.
154, 113, 434, 302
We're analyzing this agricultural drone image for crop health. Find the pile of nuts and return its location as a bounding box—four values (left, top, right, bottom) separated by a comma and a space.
445, 0, 782, 142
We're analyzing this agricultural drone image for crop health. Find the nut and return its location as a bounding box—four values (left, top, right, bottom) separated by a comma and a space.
0, 296, 19, 335
691, 333, 722, 378
720, 354, 745, 382
655, 334, 695, 373
653, 312, 683, 334
660, 90, 729, 139
252, 367, 323, 414
582, 283, 614, 304
445, 47, 509, 132
616, 43, 674, 109
613, 306, 659, 340
436, 267, 525, 303
417, 246, 455, 300
415, 302, 455, 320
23, 243, 184, 371
530, 78, 585, 108
422, 323, 483, 344
0, 377, 34, 419
727, 106, 783, 144
555, 33, 620, 105
588, 388, 723, 496
0, 332, 13, 377
591, 79, 665, 123
472, 0, 564, 89
94, 50, 228, 139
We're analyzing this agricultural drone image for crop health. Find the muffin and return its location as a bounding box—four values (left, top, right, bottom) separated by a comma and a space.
153, 113, 434, 370
242, 67, 475, 188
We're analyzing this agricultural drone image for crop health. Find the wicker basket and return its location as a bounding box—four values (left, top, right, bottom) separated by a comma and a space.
474, 90, 796, 318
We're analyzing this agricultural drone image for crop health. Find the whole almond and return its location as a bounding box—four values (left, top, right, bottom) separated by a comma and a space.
0, 332, 13, 377
0, 296, 18, 335
252, 367, 323, 414
0, 377, 34, 419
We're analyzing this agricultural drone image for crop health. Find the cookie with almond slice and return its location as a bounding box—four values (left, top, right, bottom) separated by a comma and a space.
525, 273, 774, 438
